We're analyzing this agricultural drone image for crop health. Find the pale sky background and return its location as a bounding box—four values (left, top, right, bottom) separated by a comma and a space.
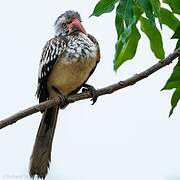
0, 0, 180, 180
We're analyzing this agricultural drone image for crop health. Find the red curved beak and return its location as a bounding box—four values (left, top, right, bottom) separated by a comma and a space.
68, 18, 86, 35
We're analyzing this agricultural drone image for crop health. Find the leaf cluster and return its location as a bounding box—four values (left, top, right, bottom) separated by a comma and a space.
91, 0, 180, 115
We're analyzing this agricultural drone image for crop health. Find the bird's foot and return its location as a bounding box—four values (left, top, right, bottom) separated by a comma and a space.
58, 94, 68, 109
82, 84, 98, 105
52, 86, 68, 109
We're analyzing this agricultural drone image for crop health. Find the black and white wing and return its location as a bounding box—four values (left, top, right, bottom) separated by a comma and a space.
36, 37, 66, 103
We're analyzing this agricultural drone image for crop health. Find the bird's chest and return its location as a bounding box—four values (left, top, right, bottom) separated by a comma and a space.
47, 36, 98, 96
62, 35, 98, 61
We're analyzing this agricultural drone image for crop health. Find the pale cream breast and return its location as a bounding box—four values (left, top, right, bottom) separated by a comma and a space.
47, 57, 97, 97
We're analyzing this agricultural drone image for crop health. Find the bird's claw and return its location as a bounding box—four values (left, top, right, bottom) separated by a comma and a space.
58, 94, 68, 109
82, 84, 98, 105
52, 86, 68, 109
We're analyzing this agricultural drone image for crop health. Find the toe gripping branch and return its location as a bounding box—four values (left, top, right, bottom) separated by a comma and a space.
82, 84, 98, 105
52, 86, 68, 109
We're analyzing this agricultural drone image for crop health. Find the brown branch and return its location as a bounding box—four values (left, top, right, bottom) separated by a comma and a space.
0, 48, 180, 129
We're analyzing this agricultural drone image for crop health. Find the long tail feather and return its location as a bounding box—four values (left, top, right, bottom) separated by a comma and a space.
29, 105, 59, 179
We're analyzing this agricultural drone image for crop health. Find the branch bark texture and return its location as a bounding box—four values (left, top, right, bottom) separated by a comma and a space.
0, 48, 180, 129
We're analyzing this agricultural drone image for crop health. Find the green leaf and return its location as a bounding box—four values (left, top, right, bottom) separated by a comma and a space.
115, 2, 124, 39
138, 0, 155, 25
163, 62, 180, 117
171, 24, 180, 39
133, 3, 144, 19
162, 61, 180, 90
162, 37, 180, 116
114, 26, 141, 70
91, 0, 117, 17
169, 87, 180, 117
115, 0, 135, 39
149, 0, 160, 17
149, 0, 162, 28
175, 39, 180, 49
163, 0, 180, 15
162, 35, 180, 90
121, 0, 134, 26
140, 16, 165, 59
159, 8, 179, 31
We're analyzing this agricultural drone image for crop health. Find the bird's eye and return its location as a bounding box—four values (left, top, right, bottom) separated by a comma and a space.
62, 23, 67, 28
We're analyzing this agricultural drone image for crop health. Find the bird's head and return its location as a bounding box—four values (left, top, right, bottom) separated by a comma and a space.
54, 10, 86, 36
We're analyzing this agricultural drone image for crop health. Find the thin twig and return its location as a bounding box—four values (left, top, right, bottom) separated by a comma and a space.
0, 48, 180, 129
